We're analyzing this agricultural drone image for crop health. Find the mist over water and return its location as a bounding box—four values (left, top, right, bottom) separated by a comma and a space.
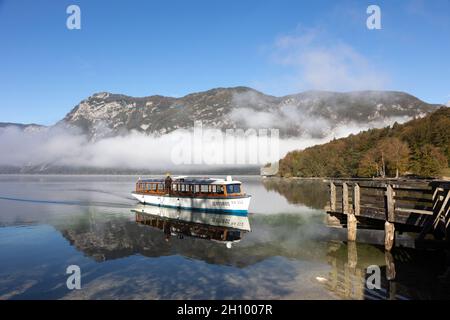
0, 112, 413, 172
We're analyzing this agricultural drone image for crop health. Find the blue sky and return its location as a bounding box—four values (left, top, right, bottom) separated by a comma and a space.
1, 0, 449, 125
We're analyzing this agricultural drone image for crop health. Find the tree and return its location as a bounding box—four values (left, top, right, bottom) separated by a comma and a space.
411, 144, 447, 177
278, 107, 449, 178
378, 137, 410, 178
358, 148, 382, 177
358, 138, 410, 178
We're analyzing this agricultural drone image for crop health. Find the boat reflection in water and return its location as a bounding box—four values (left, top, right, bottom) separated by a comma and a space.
132, 204, 251, 248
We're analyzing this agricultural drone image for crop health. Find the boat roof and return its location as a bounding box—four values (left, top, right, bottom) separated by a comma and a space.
137, 176, 242, 185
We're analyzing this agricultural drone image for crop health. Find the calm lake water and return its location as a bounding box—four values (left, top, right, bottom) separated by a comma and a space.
0, 175, 449, 300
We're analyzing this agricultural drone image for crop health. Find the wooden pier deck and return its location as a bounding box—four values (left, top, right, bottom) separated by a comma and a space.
325, 179, 450, 250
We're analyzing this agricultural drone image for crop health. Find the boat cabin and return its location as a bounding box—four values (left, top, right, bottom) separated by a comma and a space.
135, 176, 244, 197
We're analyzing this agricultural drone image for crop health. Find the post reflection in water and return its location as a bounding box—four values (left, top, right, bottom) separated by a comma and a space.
325, 241, 450, 300
132, 204, 251, 247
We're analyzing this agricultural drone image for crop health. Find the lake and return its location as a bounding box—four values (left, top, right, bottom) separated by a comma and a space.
0, 175, 449, 300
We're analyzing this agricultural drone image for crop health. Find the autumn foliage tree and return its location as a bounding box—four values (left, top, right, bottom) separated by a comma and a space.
410, 144, 447, 177
356, 138, 410, 178
278, 107, 450, 178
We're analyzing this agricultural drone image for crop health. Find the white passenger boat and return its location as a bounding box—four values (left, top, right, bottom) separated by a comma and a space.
131, 175, 251, 214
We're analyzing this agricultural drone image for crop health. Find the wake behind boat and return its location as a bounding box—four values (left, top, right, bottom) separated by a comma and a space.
131, 175, 251, 214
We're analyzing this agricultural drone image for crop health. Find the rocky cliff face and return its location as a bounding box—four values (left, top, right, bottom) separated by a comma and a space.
59, 87, 440, 139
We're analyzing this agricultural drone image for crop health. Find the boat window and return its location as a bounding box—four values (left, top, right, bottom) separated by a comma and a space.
217, 185, 224, 194
201, 185, 209, 193
194, 185, 200, 193
226, 184, 241, 194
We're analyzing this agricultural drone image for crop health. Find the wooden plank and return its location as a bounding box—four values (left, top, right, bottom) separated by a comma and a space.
359, 196, 385, 205
392, 182, 431, 189
360, 188, 386, 197
394, 196, 433, 203
395, 208, 433, 215
395, 201, 433, 211
395, 189, 434, 198
357, 181, 388, 188
358, 206, 386, 219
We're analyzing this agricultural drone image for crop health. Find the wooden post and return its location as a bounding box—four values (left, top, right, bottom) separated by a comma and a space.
385, 221, 395, 251
342, 182, 349, 214
348, 214, 357, 241
344, 183, 357, 241
386, 184, 395, 222
385, 184, 395, 251
388, 281, 397, 300
385, 244, 397, 300
385, 251, 396, 281
347, 241, 358, 269
353, 184, 360, 216
330, 182, 336, 211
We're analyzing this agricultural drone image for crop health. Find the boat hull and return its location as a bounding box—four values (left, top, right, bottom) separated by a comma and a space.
131, 192, 251, 214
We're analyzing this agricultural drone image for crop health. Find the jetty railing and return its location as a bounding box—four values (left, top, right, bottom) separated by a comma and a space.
326, 179, 450, 250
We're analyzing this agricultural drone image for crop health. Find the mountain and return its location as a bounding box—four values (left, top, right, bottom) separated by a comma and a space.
0, 122, 46, 132
0, 87, 446, 174
59, 87, 441, 139
278, 107, 450, 178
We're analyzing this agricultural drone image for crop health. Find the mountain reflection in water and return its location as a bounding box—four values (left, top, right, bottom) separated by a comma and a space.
261, 178, 329, 210
0, 175, 449, 299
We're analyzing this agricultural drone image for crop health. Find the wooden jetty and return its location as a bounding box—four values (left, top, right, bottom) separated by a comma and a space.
325, 179, 450, 251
